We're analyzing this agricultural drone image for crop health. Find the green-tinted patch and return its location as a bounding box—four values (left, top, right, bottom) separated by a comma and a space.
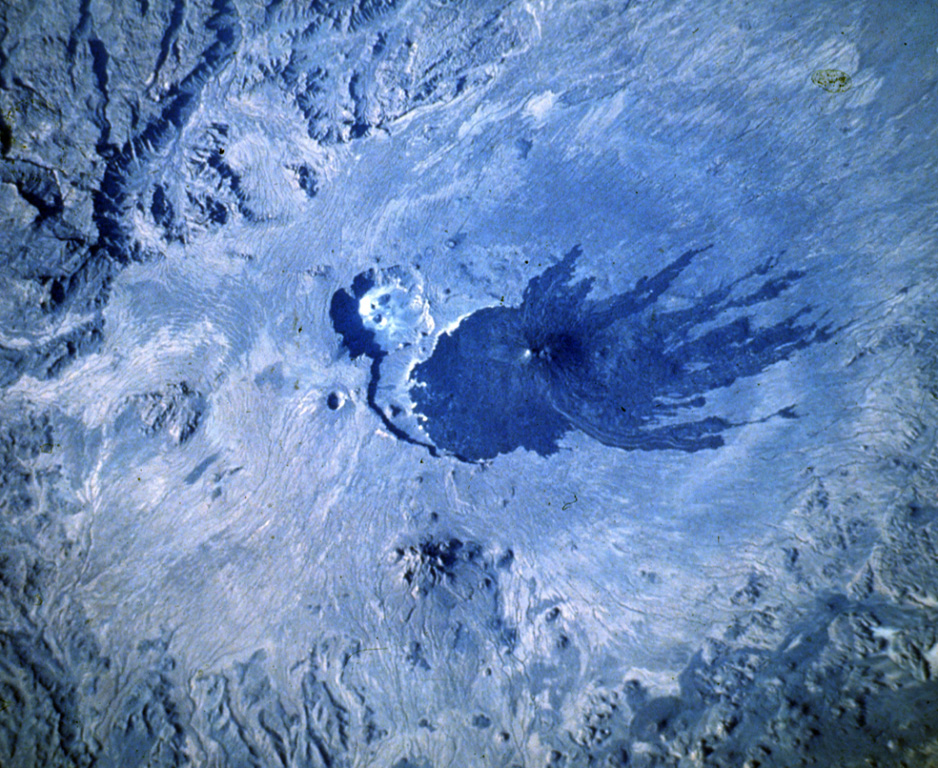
811, 69, 852, 93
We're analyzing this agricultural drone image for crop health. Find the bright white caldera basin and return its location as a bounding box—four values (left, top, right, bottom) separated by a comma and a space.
357, 270, 434, 352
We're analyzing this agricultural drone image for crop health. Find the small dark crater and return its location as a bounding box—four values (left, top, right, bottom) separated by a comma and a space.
326, 391, 344, 410
295, 164, 318, 198
445, 232, 467, 249
639, 569, 659, 583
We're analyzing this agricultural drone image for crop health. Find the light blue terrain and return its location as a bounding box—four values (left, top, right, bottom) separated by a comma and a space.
1, 1, 937, 766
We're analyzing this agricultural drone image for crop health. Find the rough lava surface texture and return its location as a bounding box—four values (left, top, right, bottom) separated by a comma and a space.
1, 0, 938, 766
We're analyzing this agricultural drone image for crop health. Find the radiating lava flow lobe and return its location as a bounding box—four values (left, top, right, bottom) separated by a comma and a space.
330, 247, 832, 462
406, 246, 833, 461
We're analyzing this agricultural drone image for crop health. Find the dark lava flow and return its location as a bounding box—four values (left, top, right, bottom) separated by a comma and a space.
333, 246, 833, 462
330, 271, 441, 456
